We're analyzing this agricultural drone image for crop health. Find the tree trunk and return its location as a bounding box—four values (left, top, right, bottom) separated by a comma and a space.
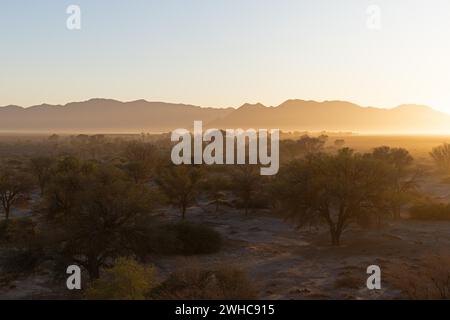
181, 205, 186, 219
5, 205, 10, 221
87, 260, 100, 280
329, 227, 342, 246
330, 231, 337, 246
330, 233, 340, 246
334, 232, 341, 246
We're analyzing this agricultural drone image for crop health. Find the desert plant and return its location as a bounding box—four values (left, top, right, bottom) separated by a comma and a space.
0, 168, 33, 221
280, 135, 327, 161
368, 146, 417, 219
230, 165, 261, 215
0, 248, 44, 275
388, 254, 450, 299
86, 257, 156, 300
41, 158, 155, 279
334, 139, 345, 148
0, 217, 44, 277
150, 266, 257, 299
0, 217, 37, 246
123, 141, 159, 184
29, 156, 54, 196
156, 165, 202, 219
273, 149, 395, 245
201, 175, 231, 214
430, 143, 450, 173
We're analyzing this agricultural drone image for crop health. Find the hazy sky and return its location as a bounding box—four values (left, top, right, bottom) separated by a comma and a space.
1, 0, 450, 113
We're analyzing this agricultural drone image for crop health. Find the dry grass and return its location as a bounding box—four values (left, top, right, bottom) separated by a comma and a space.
388, 254, 450, 299
149, 266, 258, 300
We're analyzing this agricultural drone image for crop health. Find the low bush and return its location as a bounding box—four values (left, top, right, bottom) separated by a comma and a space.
0, 218, 44, 276
388, 254, 450, 299
409, 202, 450, 220
1, 248, 43, 275
0, 217, 37, 246
150, 266, 258, 300
86, 257, 156, 300
151, 222, 223, 255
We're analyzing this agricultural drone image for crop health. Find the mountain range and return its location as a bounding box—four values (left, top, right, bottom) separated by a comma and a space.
1, 99, 449, 134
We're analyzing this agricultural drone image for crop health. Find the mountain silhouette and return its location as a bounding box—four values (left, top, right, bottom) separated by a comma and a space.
0, 99, 233, 133
0, 98, 449, 134
208, 100, 450, 133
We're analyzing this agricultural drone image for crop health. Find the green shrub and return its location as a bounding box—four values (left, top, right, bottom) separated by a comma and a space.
409, 202, 450, 220
150, 267, 258, 300
151, 222, 222, 255
86, 258, 156, 300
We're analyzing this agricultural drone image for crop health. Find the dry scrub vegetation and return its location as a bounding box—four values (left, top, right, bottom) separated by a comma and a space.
388, 254, 450, 299
1, 133, 450, 299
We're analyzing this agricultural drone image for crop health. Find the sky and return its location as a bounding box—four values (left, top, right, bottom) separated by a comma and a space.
1, 0, 450, 113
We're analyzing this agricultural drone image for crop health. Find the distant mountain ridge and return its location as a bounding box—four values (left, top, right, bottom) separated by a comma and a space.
0, 98, 449, 134
0, 99, 233, 133
208, 100, 450, 133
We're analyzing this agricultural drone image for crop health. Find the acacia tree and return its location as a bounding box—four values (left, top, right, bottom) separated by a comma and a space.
0, 169, 33, 221
202, 175, 231, 214
123, 141, 159, 184
369, 146, 417, 219
334, 139, 346, 148
280, 135, 327, 163
29, 157, 54, 196
274, 149, 394, 245
156, 165, 202, 219
42, 157, 154, 279
430, 143, 450, 173
230, 165, 261, 215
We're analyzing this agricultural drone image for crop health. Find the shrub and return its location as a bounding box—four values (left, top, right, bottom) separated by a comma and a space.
409, 202, 450, 220
0, 218, 43, 276
86, 258, 156, 300
388, 254, 450, 299
150, 267, 258, 299
151, 222, 222, 255
1, 248, 43, 275
0, 218, 37, 246
430, 143, 450, 173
